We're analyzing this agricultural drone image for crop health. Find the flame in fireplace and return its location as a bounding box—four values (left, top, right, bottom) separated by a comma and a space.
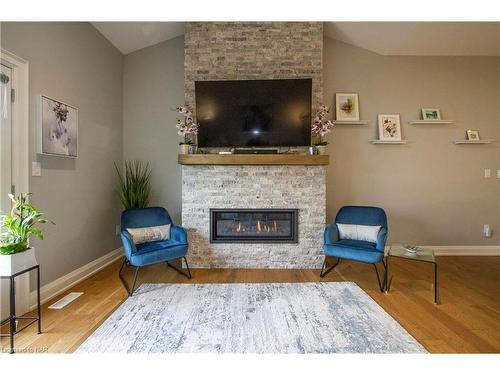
231, 219, 280, 234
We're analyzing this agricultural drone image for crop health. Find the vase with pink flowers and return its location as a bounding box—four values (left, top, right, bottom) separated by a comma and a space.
175, 105, 199, 154
311, 105, 334, 155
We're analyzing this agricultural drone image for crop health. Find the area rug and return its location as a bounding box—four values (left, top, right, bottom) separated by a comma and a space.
76, 282, 426, 353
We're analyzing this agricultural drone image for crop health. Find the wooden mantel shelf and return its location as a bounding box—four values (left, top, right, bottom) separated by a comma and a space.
178, 153, 330, 166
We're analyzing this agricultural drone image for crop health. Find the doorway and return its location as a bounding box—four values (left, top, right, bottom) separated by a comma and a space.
0, 50, 30, 320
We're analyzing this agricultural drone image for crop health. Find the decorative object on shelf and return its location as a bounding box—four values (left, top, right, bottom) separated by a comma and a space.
174, 105, 199, 154
0, 193, 54, 275
335, 93, 359, 121
421, 108, 441, 120
311, 105, 334, 155
378, 114, 402, 141
308, 146, 317, 155
37, 95, 78, 158
114, 160, 152, 209
466, 129, 480, 141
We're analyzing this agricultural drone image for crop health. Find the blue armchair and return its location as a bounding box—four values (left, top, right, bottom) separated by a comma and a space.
321, 206, 388, 291
119, 207, 191, 296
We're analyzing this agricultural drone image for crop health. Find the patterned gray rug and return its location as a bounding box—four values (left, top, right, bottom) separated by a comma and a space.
77, 282, 426, 353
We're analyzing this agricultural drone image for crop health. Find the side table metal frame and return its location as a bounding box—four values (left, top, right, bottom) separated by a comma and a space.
385, 254, 439, 304
0, 265, 41, 353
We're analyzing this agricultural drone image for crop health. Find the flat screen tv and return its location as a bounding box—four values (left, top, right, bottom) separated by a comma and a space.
195, 78, 312, 148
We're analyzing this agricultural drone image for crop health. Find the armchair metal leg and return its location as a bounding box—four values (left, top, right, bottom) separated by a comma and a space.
166, 257, 192, 279
373, 262, 386, 292
320, 257, 340, 278
118, 259, 140, 296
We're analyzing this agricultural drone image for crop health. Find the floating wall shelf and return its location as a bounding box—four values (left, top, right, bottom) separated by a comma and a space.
370, 140, 408, 145
452, 139, 494, 145
409, 120, 454, 125
332, 120, 369, 125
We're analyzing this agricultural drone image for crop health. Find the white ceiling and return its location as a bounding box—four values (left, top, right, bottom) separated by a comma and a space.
324, 22, 500, 56
92, 22, 184, 54
92, 22, 500, 56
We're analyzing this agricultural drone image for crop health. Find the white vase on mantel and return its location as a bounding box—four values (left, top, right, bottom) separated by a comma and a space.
0, 247, 38, 277
179, 144, 190, 155
316, 145, 327, 155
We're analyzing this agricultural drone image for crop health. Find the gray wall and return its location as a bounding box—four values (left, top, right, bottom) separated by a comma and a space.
324, 37, 500, 245
124, 34, 500, 247
123, 36, 184, 222
1, 22, 124, 286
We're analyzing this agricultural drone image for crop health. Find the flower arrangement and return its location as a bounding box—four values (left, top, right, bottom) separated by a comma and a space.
175, 105, 199, 145
311, 105, 334, 146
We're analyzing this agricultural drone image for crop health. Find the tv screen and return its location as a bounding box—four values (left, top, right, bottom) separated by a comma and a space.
195, 79, 312, 148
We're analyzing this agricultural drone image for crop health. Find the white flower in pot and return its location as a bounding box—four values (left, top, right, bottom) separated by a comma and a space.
311, 105, 334, 155
0, 193, 54, 276
175, 105, 199, 155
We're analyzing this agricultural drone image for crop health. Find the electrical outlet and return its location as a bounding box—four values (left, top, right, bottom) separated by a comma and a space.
497, 169, 500, 179
483, 224, 491, 238
115, 224, 120, 236
484, 169, 491, 178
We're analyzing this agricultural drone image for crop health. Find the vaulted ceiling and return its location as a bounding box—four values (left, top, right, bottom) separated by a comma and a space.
92, 22, 500, 56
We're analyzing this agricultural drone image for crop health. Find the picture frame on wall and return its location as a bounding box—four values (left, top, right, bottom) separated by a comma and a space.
466, 129, 480, 141
421, 108, 441, 120
335, 93, 360, 121
378, 114, 402, 141
37, 95, 78, 158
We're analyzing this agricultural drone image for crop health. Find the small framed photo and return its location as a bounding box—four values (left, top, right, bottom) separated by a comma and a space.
466, 130, 480, 141
421, 108, 441, 120
378, 114, 402, 141
37, 95, 78, 157
335, 93, 360, 121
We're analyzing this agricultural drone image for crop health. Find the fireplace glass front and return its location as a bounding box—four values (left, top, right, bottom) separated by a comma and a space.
210, 209, 298, 243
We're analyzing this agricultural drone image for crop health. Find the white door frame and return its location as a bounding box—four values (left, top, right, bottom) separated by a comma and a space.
1, 48, 30, 316
1, 49, 29, 196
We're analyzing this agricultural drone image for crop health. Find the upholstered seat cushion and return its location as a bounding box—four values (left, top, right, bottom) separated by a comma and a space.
130, 240, 188, 267
324, 239, 384, 264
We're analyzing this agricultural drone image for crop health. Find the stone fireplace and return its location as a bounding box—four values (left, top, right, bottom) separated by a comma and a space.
181, 22, 326, 268
181, 164, 326, 268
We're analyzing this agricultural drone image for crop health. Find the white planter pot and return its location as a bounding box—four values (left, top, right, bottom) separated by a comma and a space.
316, 145, 327, 155
0, 247, 37, 277
179, 144, 190, 155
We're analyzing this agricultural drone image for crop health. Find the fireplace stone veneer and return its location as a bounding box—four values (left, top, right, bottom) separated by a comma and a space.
182, 165, 326, 268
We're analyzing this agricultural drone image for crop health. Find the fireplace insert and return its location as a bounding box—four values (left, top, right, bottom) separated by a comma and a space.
210, 209, 298, 243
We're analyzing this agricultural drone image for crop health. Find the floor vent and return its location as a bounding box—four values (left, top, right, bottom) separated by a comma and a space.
48, 292, 83, 309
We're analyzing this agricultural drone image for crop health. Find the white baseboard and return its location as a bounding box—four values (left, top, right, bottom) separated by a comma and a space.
29, 248, 123, 310
425, 245, 500, 256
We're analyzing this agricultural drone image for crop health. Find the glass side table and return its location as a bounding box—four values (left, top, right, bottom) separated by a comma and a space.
385, 244, 439, 304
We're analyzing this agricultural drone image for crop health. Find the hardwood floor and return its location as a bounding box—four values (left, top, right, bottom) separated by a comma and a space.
1, 256, 499, 353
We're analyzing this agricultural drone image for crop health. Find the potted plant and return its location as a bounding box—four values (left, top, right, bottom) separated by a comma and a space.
114, 160, 152, 209
311, 105, 334, 155
0, 193, 53, 276
175, 105, 199, 154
